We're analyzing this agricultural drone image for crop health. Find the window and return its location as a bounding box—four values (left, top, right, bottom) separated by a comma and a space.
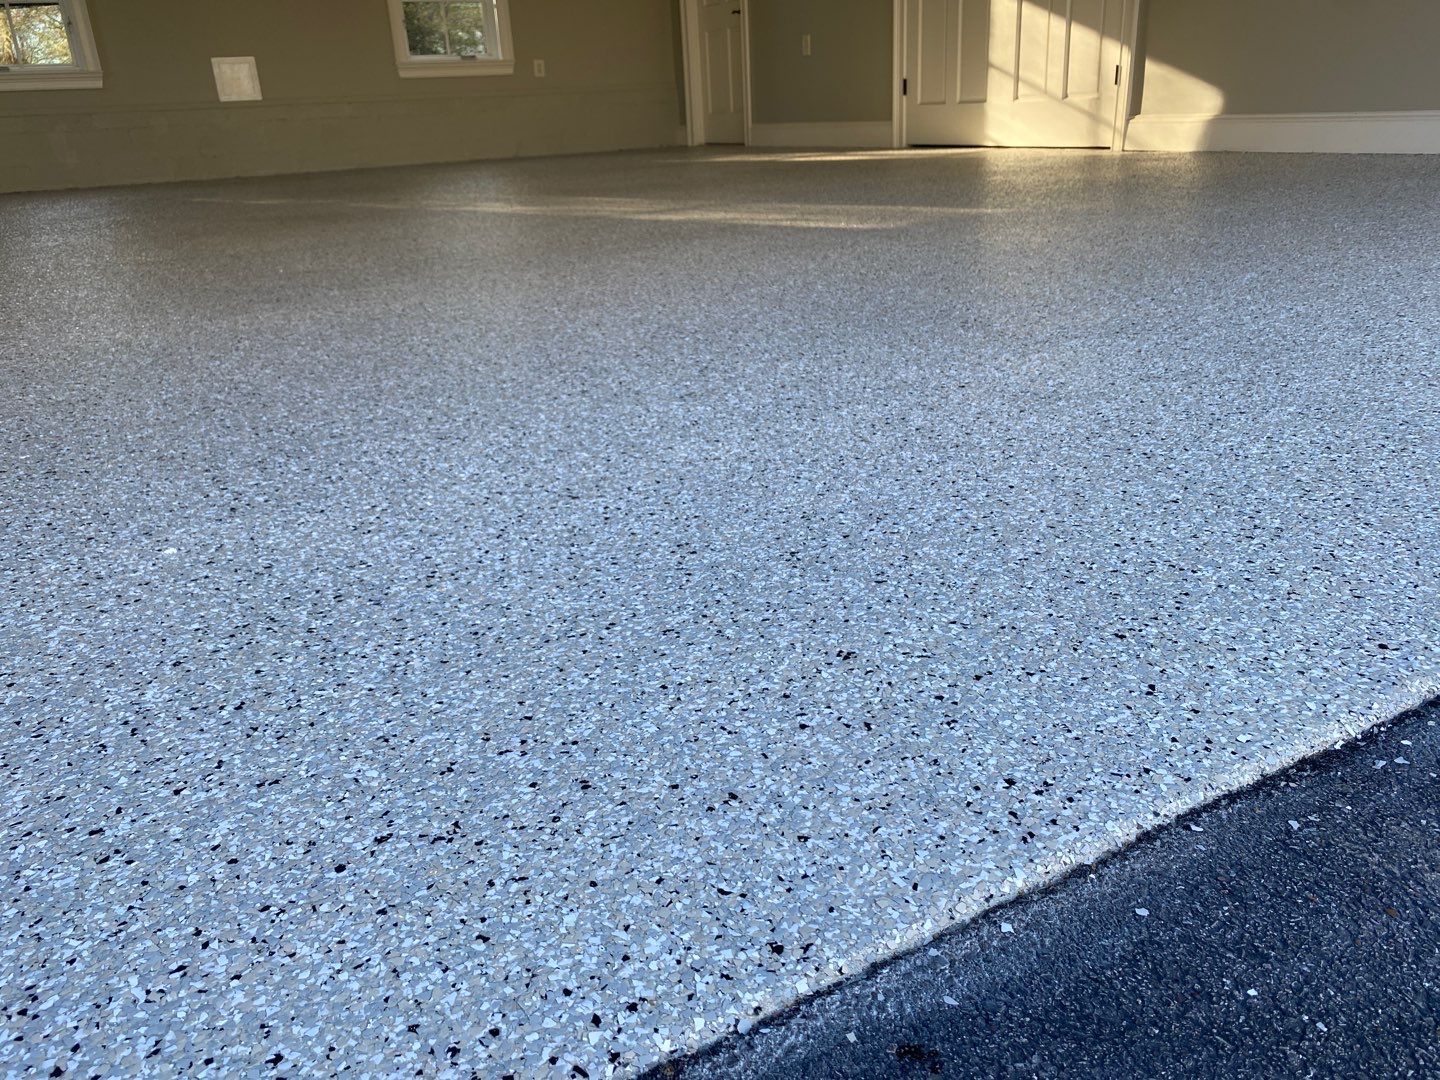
0, 0, 101, 90
387, 0, 514, 78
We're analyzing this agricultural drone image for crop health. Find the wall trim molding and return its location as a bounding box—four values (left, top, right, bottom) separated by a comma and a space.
0, 70, 103, 92
747, 121, 893, 148
1125, 110, 1440, 154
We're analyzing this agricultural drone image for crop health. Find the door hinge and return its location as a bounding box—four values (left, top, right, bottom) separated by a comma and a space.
1114, 64, 1121, 85
902, 77, 908, 96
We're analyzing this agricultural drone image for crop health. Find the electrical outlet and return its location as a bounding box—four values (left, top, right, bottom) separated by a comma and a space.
533, 58, 547, 77
801, 34, 811, 56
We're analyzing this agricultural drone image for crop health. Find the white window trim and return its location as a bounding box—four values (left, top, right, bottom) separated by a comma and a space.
0, 0, 102, 90
386, 0, 515, 79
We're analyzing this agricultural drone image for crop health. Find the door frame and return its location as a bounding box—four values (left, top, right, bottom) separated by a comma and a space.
1111, 0, 1145, 150
890, 0, 1146, 150
890, 0, 906, 148
680, 0, 752, 147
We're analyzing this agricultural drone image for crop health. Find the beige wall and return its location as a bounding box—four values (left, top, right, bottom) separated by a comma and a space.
1139, 0, 1440, 116
0, 0, 684, 193
748, 0, 892, 125
740, 0, 1440, 131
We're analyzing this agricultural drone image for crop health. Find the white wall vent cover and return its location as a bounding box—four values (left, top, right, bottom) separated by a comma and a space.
212, 56, 262, 102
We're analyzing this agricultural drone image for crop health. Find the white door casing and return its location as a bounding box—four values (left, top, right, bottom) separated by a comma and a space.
904, 0, 1127, 148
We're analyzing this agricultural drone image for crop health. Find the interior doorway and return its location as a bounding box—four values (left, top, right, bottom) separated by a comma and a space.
682, 0, 749, 145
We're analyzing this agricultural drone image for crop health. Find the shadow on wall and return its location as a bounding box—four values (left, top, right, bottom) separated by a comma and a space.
1121, 0, 1227, 150
1125, 0, 1440, 152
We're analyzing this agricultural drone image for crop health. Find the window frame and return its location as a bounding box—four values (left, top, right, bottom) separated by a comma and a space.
386, 0, 515, 79
0, 0, 101, 91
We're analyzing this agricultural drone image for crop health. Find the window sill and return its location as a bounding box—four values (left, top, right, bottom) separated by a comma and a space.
396, 59, 514, 79
0, 69, 103, 91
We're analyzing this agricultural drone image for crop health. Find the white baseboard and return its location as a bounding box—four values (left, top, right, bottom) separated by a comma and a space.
747, 121, 894, 149
1125, 110, 1440, 154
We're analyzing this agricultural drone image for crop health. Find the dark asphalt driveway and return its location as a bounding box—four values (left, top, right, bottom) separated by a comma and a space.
656, 696, 1440, 1079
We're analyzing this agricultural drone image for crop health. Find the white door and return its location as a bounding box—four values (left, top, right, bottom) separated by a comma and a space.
904, 0, 1125, 147
697, 0, 744, 144
903, 0, 991, 146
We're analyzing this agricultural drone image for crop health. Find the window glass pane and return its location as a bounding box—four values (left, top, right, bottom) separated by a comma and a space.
443, 3, 487, 57
2, 2, 74, 65
402, 1, 446, 57
401, 1, 493, 59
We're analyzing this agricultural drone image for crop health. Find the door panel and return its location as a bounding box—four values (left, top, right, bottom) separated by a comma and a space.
915, 0, 953, 105
905, 0, 1125, 148
1067, 0, 1107, 99
698, 0, 744, 144
958, 2, 989, 101
905, 0, 989, 145
1014, 0, 1051, 101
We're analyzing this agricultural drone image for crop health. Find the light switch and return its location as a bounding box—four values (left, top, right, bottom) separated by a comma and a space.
212, 56, 261, 102
802, 34, 811, 56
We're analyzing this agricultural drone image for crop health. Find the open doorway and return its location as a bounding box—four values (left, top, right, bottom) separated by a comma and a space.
681, 0, 749, 145
898, 0, 1141, 148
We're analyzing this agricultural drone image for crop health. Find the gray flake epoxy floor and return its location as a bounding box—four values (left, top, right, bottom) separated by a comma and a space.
2, 148, 1438, 1077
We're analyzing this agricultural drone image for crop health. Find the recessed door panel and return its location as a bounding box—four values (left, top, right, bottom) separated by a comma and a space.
1014, 0, 1051, 101
1066, 0, 1107, 100
958, 0, 990, 102
916, 0, 955, 106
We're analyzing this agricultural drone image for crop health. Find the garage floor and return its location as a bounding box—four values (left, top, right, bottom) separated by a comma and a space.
3, 148, 1438, 1077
